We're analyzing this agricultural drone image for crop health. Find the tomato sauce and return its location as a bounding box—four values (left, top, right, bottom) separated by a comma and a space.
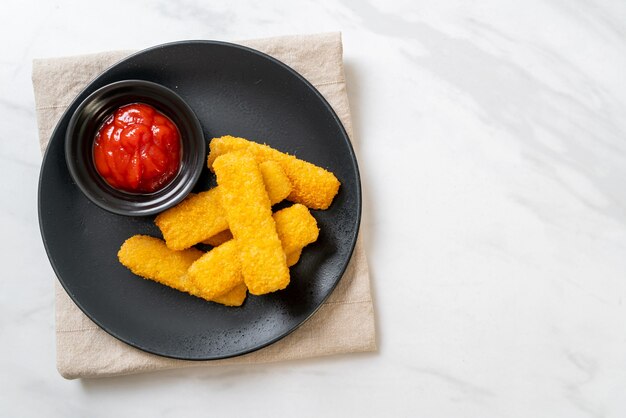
93, 103, 181, 193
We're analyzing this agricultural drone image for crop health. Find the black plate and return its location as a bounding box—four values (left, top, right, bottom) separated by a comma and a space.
38, 41, 361, 360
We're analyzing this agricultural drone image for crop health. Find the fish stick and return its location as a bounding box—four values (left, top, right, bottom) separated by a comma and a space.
273, 202, 319, 256
199, 161, 292, 246
202, 204, 317, 252
155, 188, 225, 251
188, 204, 319, 297
213, 152, 290, 295
259, 160, 293, 204
117, 235, 246, 306
156, 160, 292, 250
210, 283, 248, 306
286, 249, 303, 266
208, 135, 340, 210
118, 235, 202, 292
187, 240, 241, 299
202, 229, 233, 247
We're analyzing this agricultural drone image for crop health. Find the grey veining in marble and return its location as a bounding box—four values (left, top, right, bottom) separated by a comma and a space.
1, 0, 625, 416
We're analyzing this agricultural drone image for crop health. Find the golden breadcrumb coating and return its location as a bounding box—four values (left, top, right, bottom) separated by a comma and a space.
155, 160, 292, 250
118, 203, 318, 305
208, 135, 340, 210
187, 240, 241, 299
117, 235, 202, 292
286, 248, 302, 267
213, 152, 290, 295
210, 283, 248, 306
188, 203, 319, 297
259, 160, 293, 204
155, 188, 226, 251
273, 203, 319, 255
202, 229, 233, 247
117, 235, 246, 306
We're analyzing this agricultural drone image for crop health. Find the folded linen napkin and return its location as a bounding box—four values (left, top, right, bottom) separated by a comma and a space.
33, 32, 375, 379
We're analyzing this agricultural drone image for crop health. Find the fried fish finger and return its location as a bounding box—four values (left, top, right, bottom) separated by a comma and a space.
155, 160, 292, 250
286, 249, 302, 267
117, 235, 246, 306
202, 229, 233, 247
213, 152, 290, 295
208, 135, 340, 210
259, 160, 293, 204
187, 240, 241, 299
155, 188, 225, 251
188, 203, 319, 297
273, 202, 319, 256
210, 283, 248, 307
118, 235, 202, 292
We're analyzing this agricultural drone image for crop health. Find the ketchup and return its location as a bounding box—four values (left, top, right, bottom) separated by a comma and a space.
93, 103, 181, 193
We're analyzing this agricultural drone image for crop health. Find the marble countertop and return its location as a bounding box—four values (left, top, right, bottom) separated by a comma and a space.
2, 0, 625, 416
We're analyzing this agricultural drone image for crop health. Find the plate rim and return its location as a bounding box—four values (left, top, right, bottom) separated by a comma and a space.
38, 39, 362, 360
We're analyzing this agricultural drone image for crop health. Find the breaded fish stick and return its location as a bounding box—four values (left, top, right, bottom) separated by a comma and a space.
273, 203, 319, 255
211, 283, 248, 306
200, 161, 294, 246
208, 135, 340, 210
117, 235, 247, 306
286, 249, 302, 267
203, 203, 318, 252
188, 204, 319, 297
155, 188, 224, 251
187, 240, 241, 299
213, 152, 290, 295
156, 160, 292, 250
202, 229, 233, 247
258, 160, 293, 204
119, 204, 318, 304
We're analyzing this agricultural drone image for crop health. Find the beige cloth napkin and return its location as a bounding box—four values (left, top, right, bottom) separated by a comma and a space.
33, 32, 375, 379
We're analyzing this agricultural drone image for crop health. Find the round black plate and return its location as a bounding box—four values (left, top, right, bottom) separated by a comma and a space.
38, 41, 361, 360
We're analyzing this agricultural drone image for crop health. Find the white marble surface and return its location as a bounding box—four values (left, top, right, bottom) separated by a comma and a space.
1, 0, 626, 416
